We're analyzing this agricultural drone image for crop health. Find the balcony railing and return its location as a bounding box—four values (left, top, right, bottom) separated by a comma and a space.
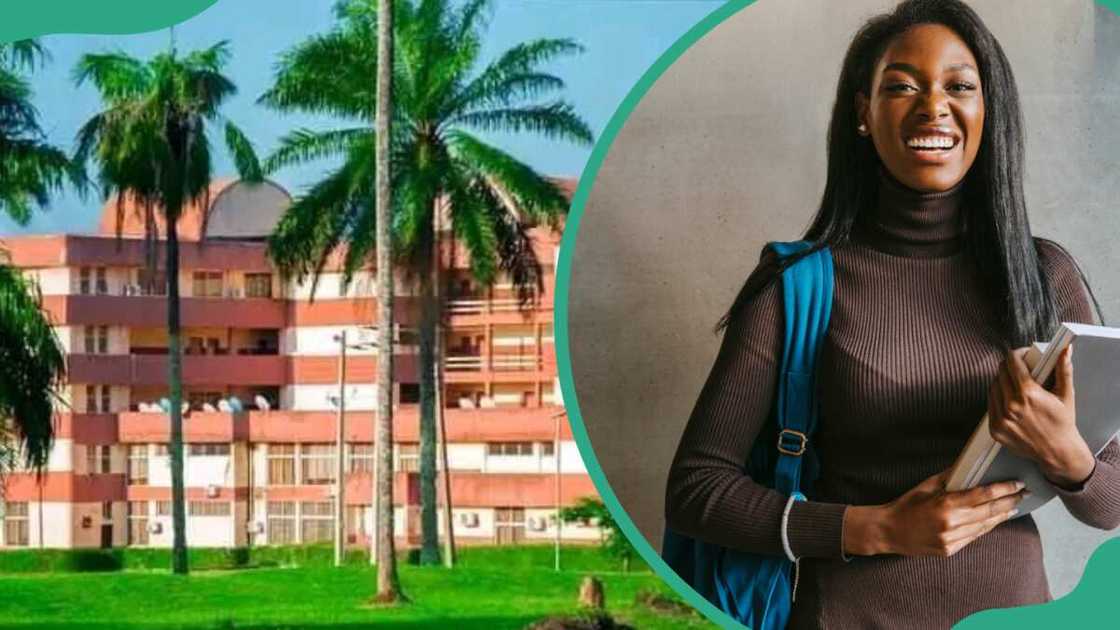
447, 298, 534, 316
445, 353, 541, 372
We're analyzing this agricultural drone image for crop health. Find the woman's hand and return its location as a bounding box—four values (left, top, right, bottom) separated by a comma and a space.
843, 469, 1026, 558
988, 344, 1095, 488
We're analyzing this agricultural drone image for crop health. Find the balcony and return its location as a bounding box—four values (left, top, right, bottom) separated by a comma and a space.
117, 411, 250, 443
247, 406, 572, 444
42, 294, 285, 328
68, 354, 286, 387
257, 470, 592, 510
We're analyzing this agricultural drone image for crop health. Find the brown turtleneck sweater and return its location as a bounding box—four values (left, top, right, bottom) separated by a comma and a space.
664, 170, 1120, 629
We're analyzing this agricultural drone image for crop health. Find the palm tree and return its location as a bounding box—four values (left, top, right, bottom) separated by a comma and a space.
373, 0, 404, 602
262, 0, 591, 567
0, 39, 75, 473
73, 40, 261, 575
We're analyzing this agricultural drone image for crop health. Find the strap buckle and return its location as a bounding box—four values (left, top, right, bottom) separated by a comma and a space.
777, 429, 807, 456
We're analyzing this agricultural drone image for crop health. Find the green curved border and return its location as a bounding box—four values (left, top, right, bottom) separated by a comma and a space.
0, 0, 218, 43
554, 1, 1120, 629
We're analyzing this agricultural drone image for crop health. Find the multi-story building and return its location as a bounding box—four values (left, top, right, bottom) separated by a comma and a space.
0, 178, 599, 550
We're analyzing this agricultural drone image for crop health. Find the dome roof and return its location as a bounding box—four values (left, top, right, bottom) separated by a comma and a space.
97, 179, 292, 241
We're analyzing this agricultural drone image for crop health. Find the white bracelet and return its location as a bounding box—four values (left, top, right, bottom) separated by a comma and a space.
781, 493, 803, 563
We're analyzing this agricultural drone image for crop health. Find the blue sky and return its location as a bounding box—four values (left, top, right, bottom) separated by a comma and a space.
1, 0, 722, 235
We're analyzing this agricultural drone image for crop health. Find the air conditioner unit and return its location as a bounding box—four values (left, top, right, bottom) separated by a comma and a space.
246, 521, 264, 534
147, 522, 163, 534
528, 517, 547, 532
206, 484, 220, 498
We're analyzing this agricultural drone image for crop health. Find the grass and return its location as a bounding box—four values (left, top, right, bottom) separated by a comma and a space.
0, 545, 714, 629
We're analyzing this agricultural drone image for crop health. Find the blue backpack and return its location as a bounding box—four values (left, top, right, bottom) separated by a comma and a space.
661, 240, 834, 630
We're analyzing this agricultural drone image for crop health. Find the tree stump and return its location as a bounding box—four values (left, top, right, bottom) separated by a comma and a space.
578, 576, 605, 609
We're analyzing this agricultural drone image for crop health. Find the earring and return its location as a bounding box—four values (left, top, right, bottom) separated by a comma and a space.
858, 123, 868, 135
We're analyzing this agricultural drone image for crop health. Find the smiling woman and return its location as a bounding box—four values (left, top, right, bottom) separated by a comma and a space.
654, 1, 1120, 627
563, 0, 1120, 627
856, 23, 985, 191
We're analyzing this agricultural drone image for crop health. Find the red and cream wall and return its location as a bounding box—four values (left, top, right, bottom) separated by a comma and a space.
0, 228, 596, 549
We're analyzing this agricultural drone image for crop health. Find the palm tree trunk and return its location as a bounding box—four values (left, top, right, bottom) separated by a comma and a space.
166, 217, 188, 575
374, 0, 402, 603
418, 267, 439, 565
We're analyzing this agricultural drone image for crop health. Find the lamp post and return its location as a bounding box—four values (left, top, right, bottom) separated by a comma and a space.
552, 409, 566, 572
332, 329, 378, 567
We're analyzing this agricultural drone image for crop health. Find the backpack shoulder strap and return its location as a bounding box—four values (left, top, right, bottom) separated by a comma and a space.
764, 240, 834, 496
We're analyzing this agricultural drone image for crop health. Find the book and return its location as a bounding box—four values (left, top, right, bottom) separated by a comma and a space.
945, 323, 1120, 516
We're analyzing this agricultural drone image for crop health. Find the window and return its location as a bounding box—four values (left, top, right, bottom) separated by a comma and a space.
84, 326, 95, 354
188, 443, 230, 457
245, 273, 272, 298
188, 501, 231, 517
397, 443, 419, 473
400, 384, 420, 404
127, 445, 148, 485
300, 444, 336, 485
97, 326, 109, 354
154, 444, 170, 456
267, 501, 296, 544
85, 385, 97, 413
300, 501, 333, 543
137, 268, 167, 296
155, 501, 172, 516
127, 501, 148, 546
348, 444, 375, 474
487, 442, 534, 457
3, 502, 29, 547
495, 507, 526, 545
79, 267, 91, 294
346, 505, 368, 539
102, 502, 113, 520
86, 445, 111, 474
191, 271, 223, 298
85, 386, 110, 413
95, 267, 108, 295
267, 444, 296, 485
540, 442, 555, 457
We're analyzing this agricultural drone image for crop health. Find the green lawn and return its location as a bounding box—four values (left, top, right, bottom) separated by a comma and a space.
0, 546, 714, 629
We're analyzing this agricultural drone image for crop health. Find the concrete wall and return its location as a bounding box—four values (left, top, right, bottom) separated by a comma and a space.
282, 325, 381, 356
286, 272, 378, 301
568, 0, 1120, 598
283, 384, 378, 411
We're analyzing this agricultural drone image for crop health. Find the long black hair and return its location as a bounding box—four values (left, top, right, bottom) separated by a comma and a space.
717, 0, 1102, 347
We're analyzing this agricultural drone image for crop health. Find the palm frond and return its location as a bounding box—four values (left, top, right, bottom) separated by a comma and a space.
0, 264, 65, 470
0, 140, 81, 223
449, 38, 582, 115
446, 130, 568, 225
0, 40, 49, 71
72, 52, 152, 101
262, 127, 370, 174
267, 139, 375, 299
450, 101, 594, 145
258, 29, 376, 119
224, 121, 263, 182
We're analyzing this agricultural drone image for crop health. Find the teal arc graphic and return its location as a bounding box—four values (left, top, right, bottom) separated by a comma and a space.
0, 1, 219, 43
553, 0, 1120, 628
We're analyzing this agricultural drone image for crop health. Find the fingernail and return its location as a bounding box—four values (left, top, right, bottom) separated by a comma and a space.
1009, 509, 1019, 517
1015, 481, 1026, 491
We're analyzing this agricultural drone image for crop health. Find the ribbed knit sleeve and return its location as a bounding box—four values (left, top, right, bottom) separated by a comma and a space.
1037, 238, 1120, 530
664, 252, 849, 560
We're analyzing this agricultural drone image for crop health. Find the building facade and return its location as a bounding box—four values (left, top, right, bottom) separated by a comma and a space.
0, 179, 600, 550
